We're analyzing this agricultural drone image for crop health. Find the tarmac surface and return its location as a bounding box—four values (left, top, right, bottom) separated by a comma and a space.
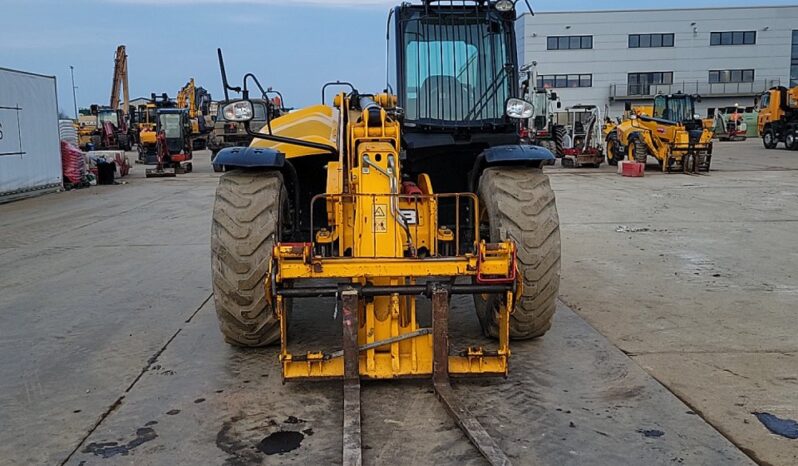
0, 140, 793, 465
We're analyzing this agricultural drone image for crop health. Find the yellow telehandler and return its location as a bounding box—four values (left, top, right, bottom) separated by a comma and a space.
210, 1, 560, 463
605, 93, 713, 173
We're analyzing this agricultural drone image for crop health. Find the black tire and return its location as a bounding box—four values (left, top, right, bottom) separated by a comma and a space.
606, 133, 621, 166
553, 125, 566, 157
785, 131, 798, 151
211, 170, 287, 346
763, 128, 778, 149
474, 167, 561, 339
628, 137, 648, 164
539, 140, 557, 165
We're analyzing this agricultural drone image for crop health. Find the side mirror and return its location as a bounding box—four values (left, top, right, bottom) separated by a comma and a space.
550, 92, 558, 101
556, 102, 562, 109
222, 101, 254, 122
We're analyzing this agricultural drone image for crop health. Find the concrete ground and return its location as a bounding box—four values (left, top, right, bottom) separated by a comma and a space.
550, 139, 798, 466
0, 141, 793, 465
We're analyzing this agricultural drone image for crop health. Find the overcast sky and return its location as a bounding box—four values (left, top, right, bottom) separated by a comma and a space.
0, 0, 792, 116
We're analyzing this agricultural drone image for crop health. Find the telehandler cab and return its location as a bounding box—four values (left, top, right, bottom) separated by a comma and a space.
211, 1, 558, 463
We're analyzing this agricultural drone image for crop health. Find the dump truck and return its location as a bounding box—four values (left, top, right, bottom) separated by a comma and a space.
210, 1, 560, 463
757, 85, 798, 150
605, 93, 713, 173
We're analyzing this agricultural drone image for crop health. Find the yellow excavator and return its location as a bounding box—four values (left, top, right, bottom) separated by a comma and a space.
177, 78, 213, 149
210, 1, 560, 463
605, 93, 713, 173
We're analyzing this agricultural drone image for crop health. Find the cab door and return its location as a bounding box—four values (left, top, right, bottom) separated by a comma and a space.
756, 92, 772, 135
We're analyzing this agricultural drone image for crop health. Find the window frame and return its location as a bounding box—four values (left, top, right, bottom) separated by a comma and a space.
627, 71, 674, 95
629, 33, 675, 49
537, 73, 593, 89
547, 35, 593, 50
708, 69, 755, 84
711, 30, 756, 46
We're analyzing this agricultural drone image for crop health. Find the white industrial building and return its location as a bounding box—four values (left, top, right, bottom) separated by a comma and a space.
516, 5, 798, 117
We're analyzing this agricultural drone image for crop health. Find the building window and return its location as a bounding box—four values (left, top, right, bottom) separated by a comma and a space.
791, 30, 798, 86
710, 31, 756, 46
537, 74, 592, 88
627, 72, 673, 95
709, 69, 755, 83
629, 33, 674, 48
547, 35, 593, 50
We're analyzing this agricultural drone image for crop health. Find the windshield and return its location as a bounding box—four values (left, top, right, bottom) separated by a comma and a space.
756, 93, 770, 111
400, 13, 512, 123
653, 95, 694, 122
159, 114, 182, 138
98, 110, 119, 126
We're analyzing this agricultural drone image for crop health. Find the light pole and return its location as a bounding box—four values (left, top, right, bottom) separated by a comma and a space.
69, 66, 78, 120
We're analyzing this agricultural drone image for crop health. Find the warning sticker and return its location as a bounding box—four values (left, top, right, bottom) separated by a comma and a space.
373, 204, 387, 233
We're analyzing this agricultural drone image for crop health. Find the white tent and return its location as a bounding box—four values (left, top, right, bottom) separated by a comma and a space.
0, 67, 62, 202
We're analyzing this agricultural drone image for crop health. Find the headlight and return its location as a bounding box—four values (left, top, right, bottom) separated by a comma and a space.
693, 113, 701, 120
223, 101, 254, 122
506, 98, 534, 119
495, 0, 514, 12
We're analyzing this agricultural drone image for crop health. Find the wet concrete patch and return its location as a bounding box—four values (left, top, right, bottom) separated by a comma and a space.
215, 413, 312, 464
82, 426, 157, 458
257, 431, 304, 455
637, 429, 665, 438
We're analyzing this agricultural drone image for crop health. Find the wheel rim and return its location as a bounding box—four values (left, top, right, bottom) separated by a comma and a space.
765, 133, 773, 145
787, 134, 795, 147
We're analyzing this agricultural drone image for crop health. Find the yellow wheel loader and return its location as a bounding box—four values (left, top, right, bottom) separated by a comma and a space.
605, 93, 713, 173
210, 1, 559, 463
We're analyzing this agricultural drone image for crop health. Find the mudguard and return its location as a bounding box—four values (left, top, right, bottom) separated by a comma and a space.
212, 146, 285, 169
469, 144, 555, 191
482, 144, 555, 164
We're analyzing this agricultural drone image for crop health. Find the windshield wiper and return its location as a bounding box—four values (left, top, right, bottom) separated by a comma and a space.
464, 67, 507, 121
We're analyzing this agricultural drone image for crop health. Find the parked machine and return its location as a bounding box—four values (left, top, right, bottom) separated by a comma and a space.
605, 93, 713, 173
713, 105, 748, 141
209, 1, 559, 463
519, 62, 562, 158
145, 109, 193, 178
757, 85, 798, 150
552, 104, 604, 168
87, 105, 132, 151
137, 93, 175, 164
208, 96, 285, 172
177, 78, 213, 150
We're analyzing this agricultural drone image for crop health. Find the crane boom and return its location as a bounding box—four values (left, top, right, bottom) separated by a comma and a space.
110, 45, 129, 117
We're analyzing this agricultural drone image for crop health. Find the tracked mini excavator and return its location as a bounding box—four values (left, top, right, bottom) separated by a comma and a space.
211, 1, 559, 463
